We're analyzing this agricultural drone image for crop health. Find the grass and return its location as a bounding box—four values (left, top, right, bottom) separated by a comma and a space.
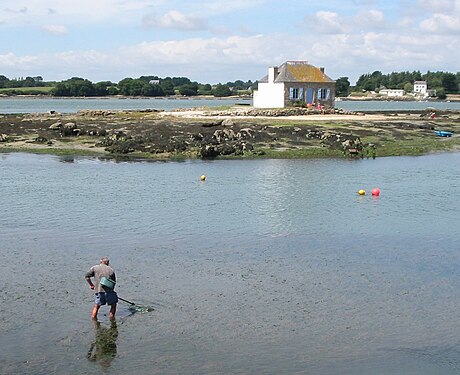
2, 137, 459, 160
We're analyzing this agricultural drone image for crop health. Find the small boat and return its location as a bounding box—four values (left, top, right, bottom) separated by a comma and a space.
435, 130, 453, 137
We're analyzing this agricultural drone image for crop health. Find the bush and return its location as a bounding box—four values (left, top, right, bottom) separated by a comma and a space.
436, 88, 447, 100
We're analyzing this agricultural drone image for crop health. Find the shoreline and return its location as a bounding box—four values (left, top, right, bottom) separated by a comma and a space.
1, 93, 459, 102
1, 107, 459, 160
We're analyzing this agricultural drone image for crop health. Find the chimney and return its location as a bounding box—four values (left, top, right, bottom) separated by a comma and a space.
268, 66, 279, 83
320, 67, 325, 74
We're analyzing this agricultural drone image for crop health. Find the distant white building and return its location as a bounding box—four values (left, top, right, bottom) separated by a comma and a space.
379, 88, 405, 97
414, 81, 428, 97
253, 61, 335, 108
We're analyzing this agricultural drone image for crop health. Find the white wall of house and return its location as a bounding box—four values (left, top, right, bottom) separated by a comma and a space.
379, 89, 405, 97
414, 81, 427, 94
253, 82, 286, 108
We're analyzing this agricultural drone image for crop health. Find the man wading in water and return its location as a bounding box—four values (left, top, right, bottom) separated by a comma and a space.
85, 257, 118, 320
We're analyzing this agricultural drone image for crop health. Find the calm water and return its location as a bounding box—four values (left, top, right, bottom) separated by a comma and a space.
1, 152, 460, 374
1, 96, 460, 114
0, 97, 252, 114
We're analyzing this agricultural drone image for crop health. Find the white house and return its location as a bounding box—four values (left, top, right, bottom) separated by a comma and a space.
379, 88, 405, 97
253, 61, 335, 108
414, 81, 428, 97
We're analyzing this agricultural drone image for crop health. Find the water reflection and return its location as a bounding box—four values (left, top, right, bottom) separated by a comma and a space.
87, 320, 118, 369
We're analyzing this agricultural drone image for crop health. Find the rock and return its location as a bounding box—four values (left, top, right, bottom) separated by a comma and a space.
217, 144, 236, 155
240, 142, 254, 151
213, 129, 236, 143
222, 119, 234, 126
202, 120, 222, 127
49, 121, 62, 130
61, 122, 77, 136
34, 136, 48, 143
238, 128, 254, 139
200, 145, 219, 158
0, 133, 8, 142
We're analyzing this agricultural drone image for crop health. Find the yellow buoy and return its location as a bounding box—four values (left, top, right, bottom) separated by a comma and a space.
200, 175, 206, 181
358, 189, 366, 195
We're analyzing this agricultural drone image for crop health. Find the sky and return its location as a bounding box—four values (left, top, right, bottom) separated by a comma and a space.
0, 0, 459, 84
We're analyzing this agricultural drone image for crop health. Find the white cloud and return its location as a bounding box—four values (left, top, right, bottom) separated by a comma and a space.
143, 10, 207, 30
0, 0, 266, 28
1, 1, 460, 84
2, 29, 458, 84
398, 17, 415, 28
352, 0, 374, 4
354, 9, 385, 28
0, 0, 163, 25
417, 0, 457, 13
307, 9, 386, 35
420, 13, 460, 33
198, 0, 266, 16
0, 52, 39, 68
310, 11, 347, 34
42, 25, 68, 35
118, 35, 273, 65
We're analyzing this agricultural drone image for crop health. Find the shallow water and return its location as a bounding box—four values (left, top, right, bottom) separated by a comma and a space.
0, 97, 252, 114
1, 152, 460, 374
1, 96, 460, 114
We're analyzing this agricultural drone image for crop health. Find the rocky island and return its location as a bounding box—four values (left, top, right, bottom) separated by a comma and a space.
1, 106, 459, 159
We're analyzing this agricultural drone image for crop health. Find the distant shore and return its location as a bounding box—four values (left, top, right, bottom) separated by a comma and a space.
1, 93, 459, 102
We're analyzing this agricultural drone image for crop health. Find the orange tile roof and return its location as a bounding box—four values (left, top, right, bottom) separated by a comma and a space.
259, 61, 335, 83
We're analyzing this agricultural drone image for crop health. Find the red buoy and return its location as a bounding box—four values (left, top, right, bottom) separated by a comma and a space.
371, 188, 380, 196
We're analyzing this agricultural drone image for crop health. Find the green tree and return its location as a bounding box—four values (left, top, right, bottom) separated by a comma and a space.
198, 83, 212, 95
141, 82, 164, 96
436, 87, 447, 99
0, 75, 9, 88
94, 81, 114, 96
442, 73, 458, 93
404, 82, 413, 93
178, 83, 198, 96
212, 84, 232, 97
335, 77, 350, 97
159, 80, 175, 95
51, 82, 71, 96
169, 77, 192, 86
118, 78, 137, 96
107, 86, 119, 95
51, 77, 96, 97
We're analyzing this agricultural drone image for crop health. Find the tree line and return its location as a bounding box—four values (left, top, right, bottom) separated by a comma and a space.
335, 70, 460, 98
2, 70, 459, 99
0, 74, 255, 97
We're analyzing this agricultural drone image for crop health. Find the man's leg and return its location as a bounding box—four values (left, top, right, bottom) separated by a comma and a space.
91, 304, 100, 320
109, 304, 117, 320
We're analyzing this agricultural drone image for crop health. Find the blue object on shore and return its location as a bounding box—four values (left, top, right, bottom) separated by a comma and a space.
435, 130, 453, 137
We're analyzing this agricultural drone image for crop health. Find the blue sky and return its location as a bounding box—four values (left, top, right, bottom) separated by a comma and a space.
1, 0, 459, 84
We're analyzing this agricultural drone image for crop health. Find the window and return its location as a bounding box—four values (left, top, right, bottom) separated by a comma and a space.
318, 88, 330, 100
289, 87, 299, 100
